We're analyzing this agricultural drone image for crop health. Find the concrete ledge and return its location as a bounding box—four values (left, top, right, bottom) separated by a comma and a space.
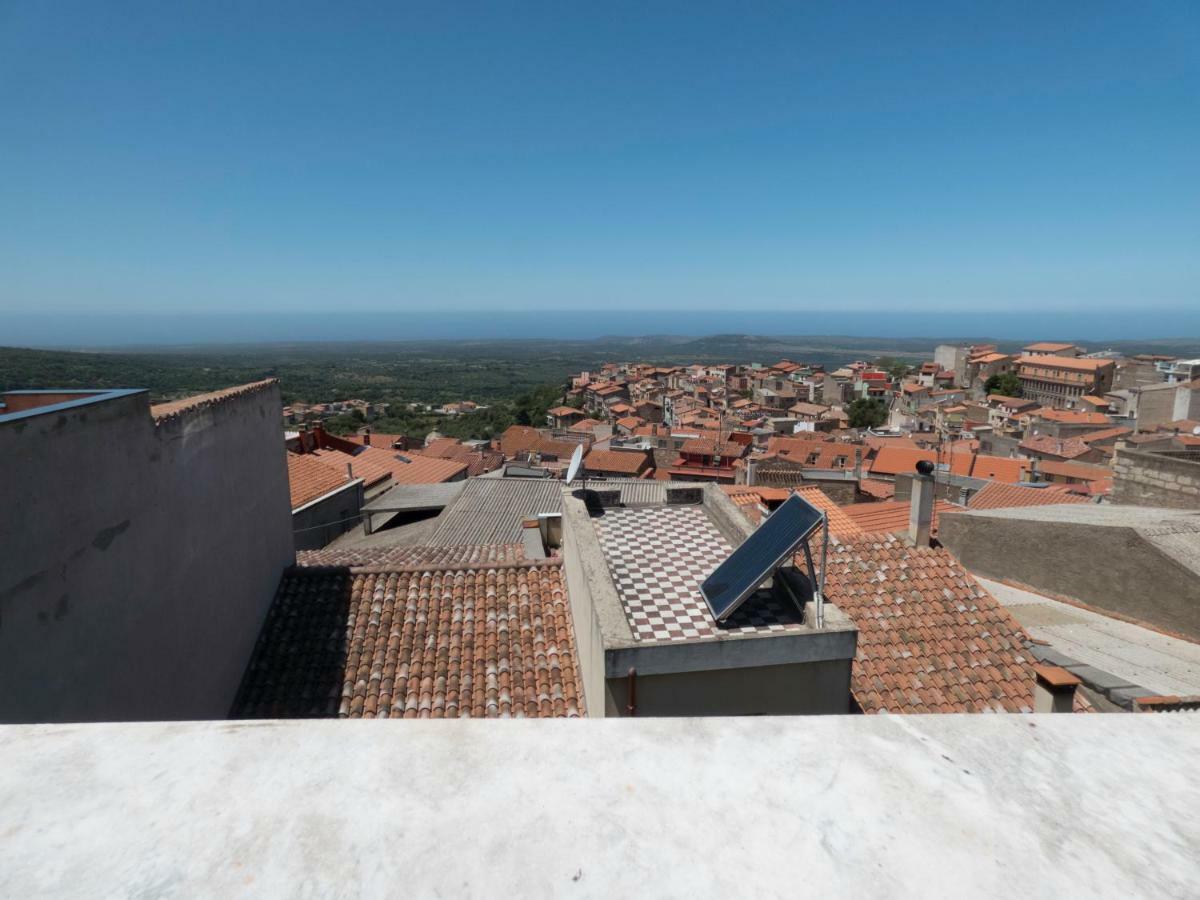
1, 716, 1197, 898
605, 612, 857, 677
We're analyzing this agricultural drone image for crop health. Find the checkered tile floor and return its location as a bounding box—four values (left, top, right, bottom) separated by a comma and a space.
592, 506, 805, 643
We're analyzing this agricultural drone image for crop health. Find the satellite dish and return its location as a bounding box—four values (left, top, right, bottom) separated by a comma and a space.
566, 444, 584, 484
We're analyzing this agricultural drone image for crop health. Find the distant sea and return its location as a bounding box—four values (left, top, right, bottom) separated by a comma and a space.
4, 309, 1199, 348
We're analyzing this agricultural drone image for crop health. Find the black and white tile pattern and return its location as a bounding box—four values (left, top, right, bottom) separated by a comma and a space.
593, 506, 806, 643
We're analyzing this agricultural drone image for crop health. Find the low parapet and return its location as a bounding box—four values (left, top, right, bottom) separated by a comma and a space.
150, 379, 279, 425
0, 388, 147, 425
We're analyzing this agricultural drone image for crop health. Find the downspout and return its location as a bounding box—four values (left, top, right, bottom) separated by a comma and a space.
626, 667, 637, 717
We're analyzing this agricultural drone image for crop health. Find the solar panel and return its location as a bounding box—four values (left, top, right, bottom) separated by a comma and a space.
700, 493, 824, 622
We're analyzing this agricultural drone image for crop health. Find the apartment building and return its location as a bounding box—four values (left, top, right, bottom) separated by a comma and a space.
1017, 355, 1115, 408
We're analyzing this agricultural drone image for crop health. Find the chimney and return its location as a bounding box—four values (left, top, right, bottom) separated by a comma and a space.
361, 427, 371, 446
521, 518, 548, 560
1033, 664, 1080, 713
746, 456, 758, 486
853, 447, 863, 480
908, 460, 935, 547
1028, 457, 1040, 483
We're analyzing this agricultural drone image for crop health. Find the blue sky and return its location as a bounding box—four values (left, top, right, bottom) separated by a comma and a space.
1, 1, 1197, 325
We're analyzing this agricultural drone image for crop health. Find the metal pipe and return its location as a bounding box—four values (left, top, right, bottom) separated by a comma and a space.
817, 511, 828, 629
626, 667, 637, 717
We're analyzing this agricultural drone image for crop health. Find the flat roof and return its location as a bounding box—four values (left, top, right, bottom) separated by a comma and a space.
591, 504, 806, 644
362, 480, 466, 513
1, 716, 1196, 897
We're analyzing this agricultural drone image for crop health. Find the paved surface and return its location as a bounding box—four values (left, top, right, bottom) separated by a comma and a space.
2, 716, 1198, 898
592, 506, 806, 642
979, 576, 1200, 697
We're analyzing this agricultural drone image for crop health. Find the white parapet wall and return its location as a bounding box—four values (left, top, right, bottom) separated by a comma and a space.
1, 715, 1197, 898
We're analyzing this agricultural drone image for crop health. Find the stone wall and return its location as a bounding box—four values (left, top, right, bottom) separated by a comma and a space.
1112, 447, 1200, 510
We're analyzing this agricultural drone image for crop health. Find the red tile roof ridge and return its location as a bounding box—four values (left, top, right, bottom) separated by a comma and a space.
151, 379, 278, 423
319, 557, 563, 577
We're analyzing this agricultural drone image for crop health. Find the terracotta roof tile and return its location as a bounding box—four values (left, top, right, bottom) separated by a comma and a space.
968, 482, 1089, 510
150, 379, 277, 422
584, 448, 651, 474
1019, 435, 1092, 459
969, 455, 1029, 482
1035, 460, 1113, 481
858, 478, 896, 500
868, 447, 937, 477
296, 543, 524, 568
233, 557, 583, 719
838, 499, 961, 537
800, 532, 1038, 714
287, 453, 354, 510
308, 445, 467, 486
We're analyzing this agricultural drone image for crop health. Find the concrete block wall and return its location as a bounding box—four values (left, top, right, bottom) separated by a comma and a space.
1112, 447, 1200, 510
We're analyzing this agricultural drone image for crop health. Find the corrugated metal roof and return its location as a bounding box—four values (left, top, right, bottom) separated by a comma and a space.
429, 478, 563, 545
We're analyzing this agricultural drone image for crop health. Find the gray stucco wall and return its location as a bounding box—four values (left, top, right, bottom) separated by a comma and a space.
939, 511, 1200, 640
606, 659, 854, 716
293, 482, 365, 551
0, 386, 294, 723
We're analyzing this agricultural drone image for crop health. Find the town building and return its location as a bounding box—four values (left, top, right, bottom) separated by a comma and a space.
1016, 355, 1115, 408
0, 381, 294, 723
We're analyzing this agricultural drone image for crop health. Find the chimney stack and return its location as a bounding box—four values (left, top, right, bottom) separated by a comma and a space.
362, 427, 371, 446
746, 456, 758, 486
908, 460, 935, 547
521, 518, 548, 560
1033, 664, 1081, 713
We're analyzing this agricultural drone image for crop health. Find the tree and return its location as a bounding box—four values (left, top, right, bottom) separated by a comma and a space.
984, 372, 1022, 397
846, 397, 888, 429
876, 356, 912, 381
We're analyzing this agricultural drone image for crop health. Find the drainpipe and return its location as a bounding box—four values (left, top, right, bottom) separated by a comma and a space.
626, 667, 637, 717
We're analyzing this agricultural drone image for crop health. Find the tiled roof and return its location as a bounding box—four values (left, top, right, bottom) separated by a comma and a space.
1077, 426, 1132, 445
296, 543, 524, 568
348, 432, 406, 451
868, 447, 937, 477
969, 455, 1029, 482
968, 482, 1089, 510
862, 435, 918, 451
1035, 460, 1113, 481
547, 406, 581, 416
310, 445, 467, 486
858, 478, 896, 500
584, 448, 650, 474
232, 558, 583, 719
838, 499, 962, 538
1019, 435, 1092, 460
287, 453, 354, 510
1017, 355, 1112, 372
679, 438, 745, 458
1032, 408, 1110, 425
1023, 341, 1077, 352
569, 419, 604, 432
988, 394, 1037, 410
150, 379, 277, 423
498, 425, 578, 460
811, 532, 1038, 713
419, 437, 471, 459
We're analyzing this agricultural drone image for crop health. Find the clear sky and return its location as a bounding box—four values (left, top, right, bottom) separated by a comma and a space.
1, 1, 1197, 326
